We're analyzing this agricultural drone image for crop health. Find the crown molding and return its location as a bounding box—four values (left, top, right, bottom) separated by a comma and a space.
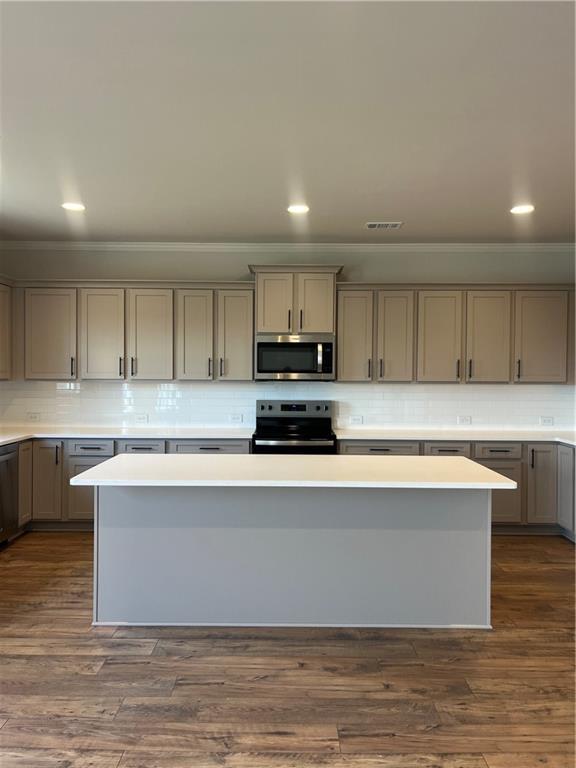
0, 241, 573, 256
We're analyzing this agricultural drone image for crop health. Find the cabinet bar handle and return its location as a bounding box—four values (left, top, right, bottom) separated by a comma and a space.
199, 446, 221, 451
299, 309, 303, 331
119, 357, 123, 377
288, 309, 291, 330
131, 446, 153, 451
208, 358, 212, 378
219, 358, 224, 377
456, 359, 461, 379
437, 448, 459, 453
379, 359, 384, 378
367, 359, 372, 378
70, 357, 75, 377
517, 359, 521, 380
131, 357, 135, 376
468, 359, 473, 379
530, 448, 535, 468
489, 449, 511, 453
369, 447, 391, 452
80, 446, 102, 450
55, 446, 59, 465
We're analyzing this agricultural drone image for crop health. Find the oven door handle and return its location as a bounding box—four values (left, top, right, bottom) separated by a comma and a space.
254, 439, 335, 447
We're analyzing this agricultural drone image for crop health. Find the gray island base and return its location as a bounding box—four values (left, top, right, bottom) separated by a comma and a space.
71, 454, 516, 628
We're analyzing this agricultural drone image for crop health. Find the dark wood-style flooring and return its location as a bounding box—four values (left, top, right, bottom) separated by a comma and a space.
0, 532, 573, 767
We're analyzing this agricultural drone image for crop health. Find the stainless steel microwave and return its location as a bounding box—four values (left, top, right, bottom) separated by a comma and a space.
254, 335, 335, 381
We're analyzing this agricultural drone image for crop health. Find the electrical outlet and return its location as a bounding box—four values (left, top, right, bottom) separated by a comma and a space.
539, 416, 554, 426
457, 416, 472, 425
135, 413, 149, 424
230, 414, 243, 424
27, 412, 41, 422
350, 415, 363, 425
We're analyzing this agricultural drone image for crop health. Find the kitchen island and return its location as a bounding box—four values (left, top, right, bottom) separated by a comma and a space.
71, 454, 515, 628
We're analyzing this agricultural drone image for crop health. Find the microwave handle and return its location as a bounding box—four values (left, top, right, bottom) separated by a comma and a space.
317, 343, 323, 373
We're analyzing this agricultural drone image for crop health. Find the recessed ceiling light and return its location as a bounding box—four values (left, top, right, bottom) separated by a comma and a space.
62, 202, 86, 212
287, 204, 309, 214
510, 204, 535, 215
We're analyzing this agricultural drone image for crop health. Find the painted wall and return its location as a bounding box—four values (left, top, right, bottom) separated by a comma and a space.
0, 380, 573, 429
1, 243, 574, 283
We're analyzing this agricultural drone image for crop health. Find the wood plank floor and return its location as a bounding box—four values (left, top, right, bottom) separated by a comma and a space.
0, 532, 573, 768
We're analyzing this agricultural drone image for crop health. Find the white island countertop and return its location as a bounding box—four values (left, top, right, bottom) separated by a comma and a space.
71, 453, 517, 490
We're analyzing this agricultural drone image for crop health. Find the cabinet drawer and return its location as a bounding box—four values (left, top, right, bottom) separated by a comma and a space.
167, 440, 250, 454
423, 442, 471, 457
339, 441, 420, 456
473, 443, 522, 460
67, 439, 114, 457
115, 440, 166, 454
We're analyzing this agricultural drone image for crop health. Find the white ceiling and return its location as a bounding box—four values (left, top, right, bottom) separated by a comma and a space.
0, 1, 574, 243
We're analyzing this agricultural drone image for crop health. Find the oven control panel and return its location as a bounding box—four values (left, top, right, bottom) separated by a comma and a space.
256, 400, 332, 418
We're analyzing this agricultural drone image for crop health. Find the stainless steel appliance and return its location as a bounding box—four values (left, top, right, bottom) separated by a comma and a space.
252, 400, 336, 454
254, 334, 335, 381
0, 444, 18, 545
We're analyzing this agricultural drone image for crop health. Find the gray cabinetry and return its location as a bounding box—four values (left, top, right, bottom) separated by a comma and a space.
526, 443, 558, 524
417, 291, 463, 382
423, 442, 471, 457
18, 440, 33, 526
63, 440, 115, 521
0, 284, 12, 380
25, 289, 77, 380
514, 291, 568, 383
557, 444, 574, 534
167, 440, 250, 454
116, 440, 166, 454
477, 459, 523, 523
32, 440, 63, 520
339, 441, 420, 456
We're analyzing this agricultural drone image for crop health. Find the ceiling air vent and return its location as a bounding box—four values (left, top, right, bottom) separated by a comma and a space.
365, 221, 404, 230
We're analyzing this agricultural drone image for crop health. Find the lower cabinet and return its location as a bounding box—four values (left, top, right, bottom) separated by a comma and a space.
167, 440, 250, 454
557, 444, 575, 534
115, 440, 166, 454
18, 441, 33, 526
64, 456, 106, 521
32, 440, 63, 520
526, 443, 558, 524
338, 441, 420, 456
477, 459, 523, 523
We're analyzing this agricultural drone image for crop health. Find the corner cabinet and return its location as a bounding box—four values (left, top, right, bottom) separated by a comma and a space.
526, 443, 558, 524
514, 291, 568, 383
416, 291, 463, 382
79, 288, 125, 379
25, 289, 77, 380
126, 289, 174, 380
0, 285, 11, 379
254, 268, 337, 334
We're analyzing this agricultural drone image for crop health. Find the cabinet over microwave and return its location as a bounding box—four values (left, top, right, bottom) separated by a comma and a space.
255, 335, 335, 381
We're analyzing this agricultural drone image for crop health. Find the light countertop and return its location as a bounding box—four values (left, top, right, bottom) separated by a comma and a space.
70, 453, 517, 489
0, 424, 574, 448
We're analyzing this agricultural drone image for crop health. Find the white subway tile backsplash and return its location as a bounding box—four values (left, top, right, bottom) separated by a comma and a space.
0, 381, 573, 428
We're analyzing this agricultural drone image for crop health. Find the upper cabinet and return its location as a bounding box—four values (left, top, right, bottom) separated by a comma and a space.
337, 291, 374, 382
176, 289, 253, 381
514, 291, 568, 383
376, 291, 414, 382
216, 290, 253, 380
465, 291, 511, 383
25, 288, 77, 380
79, 289, 125, 380
295, 273, 335, 334
127, 289, 174, 380
416, 291, 463, 382
253, 267, 339, 335
0, 285, 11, 379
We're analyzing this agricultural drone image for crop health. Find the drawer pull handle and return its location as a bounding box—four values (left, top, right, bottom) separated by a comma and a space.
488, 449, 511, 454
437, 448, 459, 453
369, 447, 391, 452
131, 446, 153, 451
80, 446, 102, 450
199, 446, 221, 451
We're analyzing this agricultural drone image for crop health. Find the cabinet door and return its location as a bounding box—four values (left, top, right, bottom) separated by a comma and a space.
514, 291, 568, 383
216, 290, 253, 380
32, 440, 63, 520
478, 460, 523, 523
79, 289, 125, 380
64, 456, 106, 521
127, 289, 173, 380
0, 285, 11, 379
25, 289, 77, 380
175, 290, 214, 380
526, 443, 558, 524
376, 291, 414, 381
337, 291, 374, 382
417, 291, 463, 382
295, 273, 335, 334
466, 291, 511, 382
18, 441, 33, 526
256, 273, 293, 333
557, 444, 575, 533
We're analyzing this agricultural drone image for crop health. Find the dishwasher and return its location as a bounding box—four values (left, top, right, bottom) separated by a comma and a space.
0, 444, 18, 545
